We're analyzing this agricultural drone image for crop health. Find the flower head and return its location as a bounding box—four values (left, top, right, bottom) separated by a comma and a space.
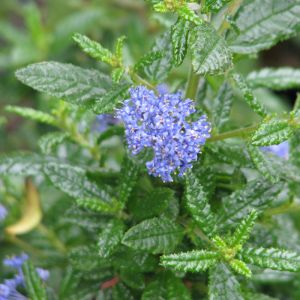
261, 141, 289, 160
3, 254, 29, 270
117, 85, 211, 182
0, 205, 7, 222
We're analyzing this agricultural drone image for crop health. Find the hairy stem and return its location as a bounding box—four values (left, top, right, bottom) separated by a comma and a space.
185, 66, 200, 100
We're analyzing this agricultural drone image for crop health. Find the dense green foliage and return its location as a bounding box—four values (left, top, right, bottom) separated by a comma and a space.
1, 0, 300, 299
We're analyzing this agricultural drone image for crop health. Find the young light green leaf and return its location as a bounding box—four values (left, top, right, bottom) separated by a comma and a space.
171, 18, 190, 66
204, 0, 233, 12
122, 217, 183, 254
185, 173, 217, 236
230, 210, 258, 247
209, 263, 244, 300
44, 162, 112, 203
38, 132, 69, 155
134, 51, 163, 71
92, 82, 131, 114
231, 73, 267, 117
218, 179, 284, 228
22, 261, 47, 300
75, 198, 121, 213
161, 250, 219, 272
5, 105, 56, 126
239, 247, 300, 272
189, 23, 232, 75
98, 219, 124, 258
16, 62, 112, 107
177, 5, 203, 25
115, 35, 126, 60
251, 119, 293, 146
247, 68, 300, 91
247, 145, 280, 183
229, 259, 252, 278
142, 273, 191, 300
73, 33, 114, 64
229, 0, 300, 54
144, 32, 173, 82
212, 83, 233, 132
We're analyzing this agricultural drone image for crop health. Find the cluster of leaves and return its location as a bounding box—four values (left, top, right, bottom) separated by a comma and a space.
1, 0, 300, 299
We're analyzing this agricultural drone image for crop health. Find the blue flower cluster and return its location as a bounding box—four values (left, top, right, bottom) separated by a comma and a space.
117, 86, 211, 182
262, 141, 289, 159
0, 205, 7, 222
0, 254, 49, 300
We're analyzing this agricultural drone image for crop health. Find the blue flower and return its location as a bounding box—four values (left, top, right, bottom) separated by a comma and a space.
261, 141, 289, 159
0, 205, 7, 222
1, 254, 49, 300
117, 86, 211, 182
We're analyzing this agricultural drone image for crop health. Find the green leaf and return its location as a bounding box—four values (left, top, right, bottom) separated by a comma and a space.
229, 0, 300, 54
239, 247, 300, 272
115, 35, 126, 61
209, 263, 244, 300
171, 18, 190, 66
92, 82, 131, 114
122, 217, 183, 254
98, 219, 124, 258
218, 179, 284, 228
22, 261, 47, 300
16, 62, 112, 107
247, 68, 300, 91
73, 33, 114, 64
44, 162, 112, 203
189, 23, 232, 75
0, 152, 46, 176
118, 155, 139, 206
38, 132, 69, 155
144, 32, 173, 82
5, 105, 56, 125
69, 245, 111, 271
230, 210, 258, 247
229, 259, 252, 278
231, 73, 267, 117
120, 270, 145, 290
75, 197, 121, 213
129, 187, 174, 221
142, 272, 191, 300
251, 119, 293, 146
204, 0, 233, 12
161, 250, 219, 272
185, 173, 217, 236
177, 5, 203, 25
112, 283, 135, 300
212, 83, 233, 132
97, 126, 125, 145
247, 145, 280, 183
134, 51, 163, 71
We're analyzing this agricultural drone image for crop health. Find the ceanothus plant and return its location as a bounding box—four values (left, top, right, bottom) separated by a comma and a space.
2, 0, 300, 299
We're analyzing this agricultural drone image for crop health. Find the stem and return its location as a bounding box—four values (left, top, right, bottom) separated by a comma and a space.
185, 66, 200, 100
5, 235, 44, 257
264, 202, 300, 217
208, 124, 258, 142
218, 0, 242, 35
129, 70, 156, 90
37, 224, 67, 254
